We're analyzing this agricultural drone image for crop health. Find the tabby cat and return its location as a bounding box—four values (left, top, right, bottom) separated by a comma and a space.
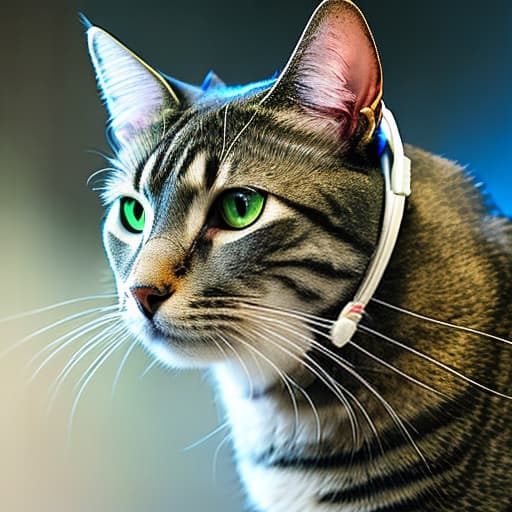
84, 0, 512, 510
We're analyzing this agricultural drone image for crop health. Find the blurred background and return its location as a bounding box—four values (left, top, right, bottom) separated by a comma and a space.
0, 1, 510, 511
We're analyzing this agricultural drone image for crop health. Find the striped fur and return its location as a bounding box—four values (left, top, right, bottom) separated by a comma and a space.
87, 1, 512, 510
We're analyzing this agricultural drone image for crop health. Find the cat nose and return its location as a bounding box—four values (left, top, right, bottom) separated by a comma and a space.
130, 286, 173, 319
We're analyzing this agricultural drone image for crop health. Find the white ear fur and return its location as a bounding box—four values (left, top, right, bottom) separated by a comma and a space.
87, 26, 180, 148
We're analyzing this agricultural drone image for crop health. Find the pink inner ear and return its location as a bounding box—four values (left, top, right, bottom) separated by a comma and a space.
294, 2, 382, 138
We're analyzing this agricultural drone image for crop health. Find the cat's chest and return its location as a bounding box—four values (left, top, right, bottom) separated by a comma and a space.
216, 371, 322, 462
217, 377, 367, 511
238, 461, 357, 512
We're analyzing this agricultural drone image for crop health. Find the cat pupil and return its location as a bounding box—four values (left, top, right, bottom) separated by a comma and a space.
235, 194, 248, 217
133, 201, 143, 221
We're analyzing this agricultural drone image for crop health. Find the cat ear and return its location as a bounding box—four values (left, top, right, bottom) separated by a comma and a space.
201, 71, 226, 90
265, 0, 382, 144
161, 70, 226, 104
86, 23, 180, 149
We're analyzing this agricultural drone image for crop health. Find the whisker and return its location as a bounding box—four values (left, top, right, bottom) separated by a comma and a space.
241, 306, 441, 430
290, 380, 322, 444
140, 358, 159, 378
86, 167, 119, 187
246, 321, 361, 451
225, 321, 321, 443
28, 312, 121, 377
219, 102, 230, 161
360, 323, 512, 400
333, 349, 428, 470
249, 316, 430, 470
48, 322, 126, 413
68, 333, 128, 437
84, 148, 114, 163
212, 432, 232, 486
1, 304, 119, 359
215, 332, 255, 400
237, 307, 354, 369
228, 327, 301, 441
198, 296, 335, 329
111, 338, 138, 398
348, 341, 450, 400
371, 297, 512, 346
220, 109, 259, 165
241, 301, 334, 328
0, 294, 116, 324
244, 313, 428, 463
183, 420, 230, 452
238, 305, 444, 445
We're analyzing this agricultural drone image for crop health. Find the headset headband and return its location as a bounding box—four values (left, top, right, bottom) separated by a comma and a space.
330, 104, 411, 348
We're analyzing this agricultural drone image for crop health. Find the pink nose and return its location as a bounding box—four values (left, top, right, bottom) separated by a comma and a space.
130, 286, 173, 319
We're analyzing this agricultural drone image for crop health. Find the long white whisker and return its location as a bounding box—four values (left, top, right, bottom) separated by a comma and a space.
239, 305, 443, 457
111, 338, 138, 398
241, 307, 441, 418
246, 321, 361, 450
47, 322, 126, 411
241, 301, 334, 328
220, 109, 259, 165
86, 167, 119, 186
0, 294, 117, 324
243, 312, 407, 460
183, 420, 230, 452
140, 358, 159, 378
1, 304, 119, 358
289, 380, 322, 444
371, 297, 512, 346
239, 307, 393, 452
219, 102, 230, 161
28, 313, 121, 377
348, 341, 449, 399
240, 305, 446, 408
212, 432, 232, 485
68, 334, 128, 437
215, 332, 255, 400
360, 323, 512, 400
228, 327, 301, 441
53, 321, 124, 386
237, 307, 355, 370
215, 312, 320, 443
338, 356, 426, 468
297, 323, 430, 468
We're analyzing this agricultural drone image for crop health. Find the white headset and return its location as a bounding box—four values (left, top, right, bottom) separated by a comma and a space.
330, 104, 411, 348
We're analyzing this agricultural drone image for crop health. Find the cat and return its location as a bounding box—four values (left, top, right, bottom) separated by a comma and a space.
83, 0, 512, 510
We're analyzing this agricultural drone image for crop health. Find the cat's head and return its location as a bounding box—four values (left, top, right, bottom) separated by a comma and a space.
86, 0, 385, 394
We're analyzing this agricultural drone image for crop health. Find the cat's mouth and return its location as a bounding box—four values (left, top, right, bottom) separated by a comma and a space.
122, 300, 230, 369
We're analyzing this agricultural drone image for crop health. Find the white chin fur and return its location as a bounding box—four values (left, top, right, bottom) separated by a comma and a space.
122, 305, 221, 369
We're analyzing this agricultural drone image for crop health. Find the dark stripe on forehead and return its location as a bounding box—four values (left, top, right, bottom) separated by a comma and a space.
134, 109, 202, 189
204, 155, 220, 190
151, 135, 218, 192
174, 141, 198, 181
133, 142, 167, 191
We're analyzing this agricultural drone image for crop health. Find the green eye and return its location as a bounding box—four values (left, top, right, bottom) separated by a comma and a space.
120, 197, 145, 233
219, 189, 266, 229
